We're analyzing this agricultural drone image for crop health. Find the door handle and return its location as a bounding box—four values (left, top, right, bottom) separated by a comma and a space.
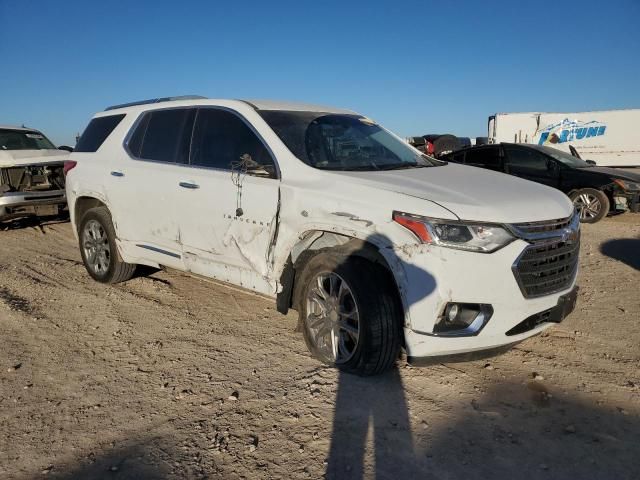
110, 171, 124, 177
179, 181, 199, 189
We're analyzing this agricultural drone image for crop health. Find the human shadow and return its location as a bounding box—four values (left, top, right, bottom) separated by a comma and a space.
326, 368, 418, 479
600, 238, 640, 270
324, 233, 436, 479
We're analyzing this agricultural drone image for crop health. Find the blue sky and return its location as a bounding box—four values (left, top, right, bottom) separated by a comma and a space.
1, 0, 639, 146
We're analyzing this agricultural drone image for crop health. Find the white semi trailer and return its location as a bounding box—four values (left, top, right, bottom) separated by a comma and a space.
488, 109, 640, 167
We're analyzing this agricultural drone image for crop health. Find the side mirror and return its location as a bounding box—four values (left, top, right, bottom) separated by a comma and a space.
569, 145, 582, 159
586, 159, 596, 166
58, 145, 74, 152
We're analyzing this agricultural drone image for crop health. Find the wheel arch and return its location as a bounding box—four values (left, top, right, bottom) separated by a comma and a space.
276, 230, 405, 322
74, 196, 108, 233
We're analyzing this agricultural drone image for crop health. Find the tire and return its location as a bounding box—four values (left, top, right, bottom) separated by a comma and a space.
78, 206, 136, 283
570, 188, 610, 223
431, 134, 462, 157
297, 253, 402, 376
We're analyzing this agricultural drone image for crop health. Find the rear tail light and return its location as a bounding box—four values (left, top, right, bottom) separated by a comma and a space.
63, 160, 77, 176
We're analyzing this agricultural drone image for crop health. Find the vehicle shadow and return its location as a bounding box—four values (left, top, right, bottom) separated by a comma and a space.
600, 238, 640, 270
421, 379, 640, 480
325, 233, 435, 479
21, 437, 171, 479
0, 213, 69, 232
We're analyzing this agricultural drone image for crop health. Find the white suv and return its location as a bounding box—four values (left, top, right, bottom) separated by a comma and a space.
66, 96, 580, 376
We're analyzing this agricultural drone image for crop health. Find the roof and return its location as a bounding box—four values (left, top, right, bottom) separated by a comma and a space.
0, 125, 39, 132
242, 99, 354, 114
102, 96, 354, 115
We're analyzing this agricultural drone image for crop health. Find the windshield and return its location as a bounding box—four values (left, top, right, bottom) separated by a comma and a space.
0, 129, 57, 151
259, 111, 443, 171
530, 145, 593, 168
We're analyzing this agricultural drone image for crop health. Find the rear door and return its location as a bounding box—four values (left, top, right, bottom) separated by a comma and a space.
174, 107, 280, 291
503, 146, 561, 188
463, 146, 503, 172
109, 107, 195, 267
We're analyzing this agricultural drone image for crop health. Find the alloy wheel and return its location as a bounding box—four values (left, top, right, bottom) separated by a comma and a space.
573, 193, 601, 220
82, 219, 111, 275
305, 272, 360, 364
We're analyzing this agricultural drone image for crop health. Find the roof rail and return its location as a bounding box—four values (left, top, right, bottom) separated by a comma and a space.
104, 95, 207, 111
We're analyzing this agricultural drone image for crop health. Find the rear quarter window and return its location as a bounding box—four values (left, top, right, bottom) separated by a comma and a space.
75, 114, 126, 152
129, 108, 195, 164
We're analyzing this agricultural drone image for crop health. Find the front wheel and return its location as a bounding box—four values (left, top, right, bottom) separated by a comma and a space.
298, 253, 402, 376
570, 188, 610, 223
79, 206, 136, 283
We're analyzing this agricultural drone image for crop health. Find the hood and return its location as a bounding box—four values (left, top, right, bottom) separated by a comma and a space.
584, 166, 640, 182
338, 163, 574, 223
0, 149, 70, 167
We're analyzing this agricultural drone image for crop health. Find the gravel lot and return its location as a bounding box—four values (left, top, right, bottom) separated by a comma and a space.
0, 214, 638, 479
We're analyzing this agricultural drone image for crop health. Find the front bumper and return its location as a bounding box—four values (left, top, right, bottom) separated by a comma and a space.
622, 191, 640, 213
0, 190, 67, 221
390, 239, 578, 360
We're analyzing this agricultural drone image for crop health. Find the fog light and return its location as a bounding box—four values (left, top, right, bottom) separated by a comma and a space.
434, 303, 493, 337
445, 304, 459, 323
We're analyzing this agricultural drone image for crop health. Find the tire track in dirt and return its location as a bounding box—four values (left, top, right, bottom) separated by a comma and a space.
0, 286, 37, 315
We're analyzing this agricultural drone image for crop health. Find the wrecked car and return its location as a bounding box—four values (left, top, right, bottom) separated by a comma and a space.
0, 126, 68, 223
66, 96, 580, 376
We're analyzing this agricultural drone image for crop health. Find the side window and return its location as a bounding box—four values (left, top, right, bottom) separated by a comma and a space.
75, 114, 125, 152
464, 147, 502, 170
127, 113, 150, 157
135, 108, 195, 163
505, 147, 548, 171
450, 151, 465, 163
190, 109, 275, 173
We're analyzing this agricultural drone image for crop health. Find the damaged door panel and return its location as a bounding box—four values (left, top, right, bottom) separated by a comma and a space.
171, 106, 281, 294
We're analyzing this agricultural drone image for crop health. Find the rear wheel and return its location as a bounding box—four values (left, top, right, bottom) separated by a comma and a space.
298, 253, 402, 376
570, 188, 610, 223
79, 206, 136, 283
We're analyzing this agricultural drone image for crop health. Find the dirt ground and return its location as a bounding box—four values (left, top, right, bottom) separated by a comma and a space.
0, 214, 638, 480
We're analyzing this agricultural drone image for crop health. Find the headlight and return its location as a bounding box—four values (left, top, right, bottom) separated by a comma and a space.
613, 179, 640, 191
393, 211, 515, 253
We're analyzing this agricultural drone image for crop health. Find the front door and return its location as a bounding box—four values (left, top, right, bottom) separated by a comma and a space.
174, 107, 281, 294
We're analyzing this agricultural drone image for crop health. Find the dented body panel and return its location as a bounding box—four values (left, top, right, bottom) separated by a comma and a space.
0, 147, 68, 222
67, 98, 577, 361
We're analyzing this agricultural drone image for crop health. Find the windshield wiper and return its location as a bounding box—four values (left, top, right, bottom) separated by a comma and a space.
376, 163, 427, 170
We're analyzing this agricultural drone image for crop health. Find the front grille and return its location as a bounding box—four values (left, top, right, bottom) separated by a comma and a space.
512, 216, 572, 235
513, 237, 579, 298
